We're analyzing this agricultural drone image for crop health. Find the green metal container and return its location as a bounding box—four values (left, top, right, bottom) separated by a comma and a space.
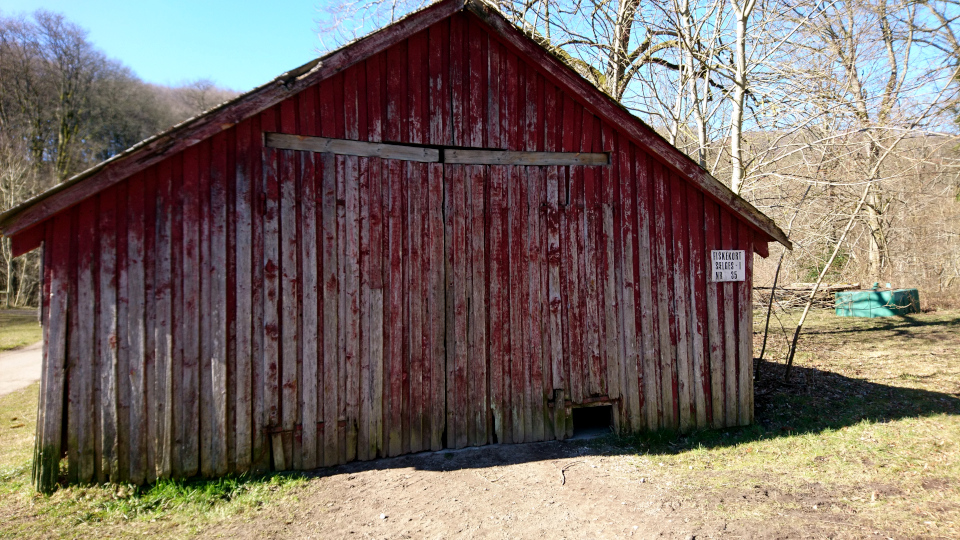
835, 288, 920, 318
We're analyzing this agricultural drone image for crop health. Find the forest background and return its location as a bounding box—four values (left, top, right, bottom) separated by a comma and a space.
2, 0, 960, 321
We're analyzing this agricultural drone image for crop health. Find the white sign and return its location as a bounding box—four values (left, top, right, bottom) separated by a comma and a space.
711, 250, 745, 282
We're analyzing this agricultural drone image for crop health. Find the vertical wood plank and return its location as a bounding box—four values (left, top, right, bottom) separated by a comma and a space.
522, 64, 544, 442
651, 162, 675, 429
525, 165, 545, 442
429, 19, 451, 146
168, 158, 186, 477
600, 123, 621, 408
198, 140, 215, 477
344, 153, 361, 461
225, 127, 237, 475
34, 215, 70, 491
142, 171, 158, 483
494, 40, 513, 444
738, 222, 754, 426
295, 90, 319, 470
66, 209, 80, 484
466, 26, 488, 447
383, 43, 405, 454
669, 174, 692, 433
344, 67, 362, 462
320, 150, 341, 465
261, 109, 283, 469
34, 224, 51, 488
427, 20, 449, 450
249, 112, 269, 472
446, 13, 466, 449
468, 165, 488, 446
687, 186, 708, 429
509, 161, 527, 442
337, 117, 349, 466
318, 81, 341, 466
580, 111, 602, 399
703, 200, 725, 428
465, 27, 487, 447
116, 177, 130, 481
406, 34, 426, 452
370, 161, 386, 458
536, 80, 554, 440
76, 200, 97, 482
155, 160, 174, 479
97, 188, 119, 481
720, 210, 738, 426
416, 30, 435, 454
633, 151, 658, 430
616, 137, 642, 431
489, 164, 508, 444
543, 85, 564, 439
278, 105, 300, 471
126, 175, 147, 484
353, 65, 373, 461
211, 133, 230, 475
562, 97, 585, 409
427, 162, 445, 451
90, 215, 106, 482
386, 156, 405, 455
357, 153, 372, 461
452, 164, 469, 449
573, 104, 590, 409
506, 58, 525, 443
366, 55, 386, 458
181, 148, 201, 476
234, 119, 254, 471
334, 82, 347, 464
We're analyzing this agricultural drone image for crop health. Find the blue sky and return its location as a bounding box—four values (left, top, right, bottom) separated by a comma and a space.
2, 1, 331, 92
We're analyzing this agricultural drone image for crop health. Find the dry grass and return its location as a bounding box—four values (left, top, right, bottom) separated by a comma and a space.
617, 308, 960, 538
0, 309, 42, 352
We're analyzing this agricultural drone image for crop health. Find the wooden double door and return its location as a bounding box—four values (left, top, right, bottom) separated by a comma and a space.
267, 137, 612, 466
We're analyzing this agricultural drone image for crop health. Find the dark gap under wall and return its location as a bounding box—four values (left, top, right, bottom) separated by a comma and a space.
571, 405, 612, 439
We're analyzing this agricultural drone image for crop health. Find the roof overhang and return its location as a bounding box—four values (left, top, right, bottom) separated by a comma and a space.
0, 0, 791, 254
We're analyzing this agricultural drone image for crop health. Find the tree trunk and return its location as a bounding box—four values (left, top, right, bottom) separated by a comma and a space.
729, 0, 755, 195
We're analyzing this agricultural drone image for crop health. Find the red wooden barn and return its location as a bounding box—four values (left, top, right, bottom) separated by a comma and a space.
0, 0, 790, 490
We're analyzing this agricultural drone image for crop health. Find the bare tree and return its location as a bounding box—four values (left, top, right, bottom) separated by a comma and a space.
0, 10, 107, 180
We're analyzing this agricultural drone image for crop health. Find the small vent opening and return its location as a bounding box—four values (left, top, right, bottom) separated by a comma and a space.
571, 405, 613, 439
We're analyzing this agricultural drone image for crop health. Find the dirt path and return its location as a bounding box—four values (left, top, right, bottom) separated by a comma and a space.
0, 341, 42, 396
200, 440, 862, 540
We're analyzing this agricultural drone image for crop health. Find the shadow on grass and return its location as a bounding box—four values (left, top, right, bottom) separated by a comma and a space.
801, 312, 960, 339
285, 358, 960, 478
659, 358, 960, 455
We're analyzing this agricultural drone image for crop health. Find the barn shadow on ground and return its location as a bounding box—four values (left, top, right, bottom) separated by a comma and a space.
795, 312, 960, 339
298, 357, 960, 479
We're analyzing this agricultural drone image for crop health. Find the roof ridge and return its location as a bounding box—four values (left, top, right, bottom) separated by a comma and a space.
0, 0, 790, 251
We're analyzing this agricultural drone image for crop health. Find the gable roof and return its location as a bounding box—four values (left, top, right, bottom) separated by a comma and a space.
0, 0, 790, 251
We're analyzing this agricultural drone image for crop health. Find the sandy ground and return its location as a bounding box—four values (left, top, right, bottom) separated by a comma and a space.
199, 439, 878, 540
0, 341, 42, 396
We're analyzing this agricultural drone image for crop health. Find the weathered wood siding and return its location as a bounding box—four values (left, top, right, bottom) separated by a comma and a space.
32, 12, 757, 485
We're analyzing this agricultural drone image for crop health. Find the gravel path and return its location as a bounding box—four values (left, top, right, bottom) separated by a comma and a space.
0, 341, 42, 396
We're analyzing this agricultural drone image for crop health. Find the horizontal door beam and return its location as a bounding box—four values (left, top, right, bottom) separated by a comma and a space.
265, 132, 440, 162
443, 148, 608, 166
265, 132, 609, 166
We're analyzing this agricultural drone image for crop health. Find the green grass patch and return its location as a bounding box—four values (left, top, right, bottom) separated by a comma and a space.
0, 383, 307, 539
0, 309, 42, 352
